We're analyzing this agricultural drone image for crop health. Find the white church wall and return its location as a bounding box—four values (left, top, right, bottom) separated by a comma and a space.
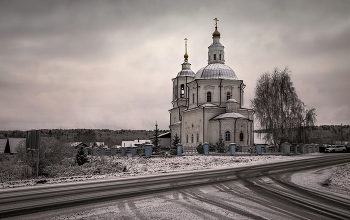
182, 109, 203, 147
222, 120, 235, 144
203, 107, 223, 144
236, 121, 249, 146
222, 81, 241, 103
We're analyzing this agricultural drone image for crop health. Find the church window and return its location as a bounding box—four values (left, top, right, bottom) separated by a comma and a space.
227, 92, 231, 100
191, 134, 193, 143
186, 135, 188, 143
197, 134, 199, 142
225, 131, 231, 141
214, 54, 216, 60
180, 84, 185, 98
192, 93, 195, 104
219, 54, 221, 60
207, 92, 212, 102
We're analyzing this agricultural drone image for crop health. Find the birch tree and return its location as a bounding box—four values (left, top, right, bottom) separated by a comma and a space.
251, 67, 317, 146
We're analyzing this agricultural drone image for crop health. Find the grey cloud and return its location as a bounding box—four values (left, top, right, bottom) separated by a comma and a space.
1, 0, 349, 130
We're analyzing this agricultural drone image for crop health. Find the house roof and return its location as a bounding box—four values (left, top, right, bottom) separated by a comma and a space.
158, 132, 171, 138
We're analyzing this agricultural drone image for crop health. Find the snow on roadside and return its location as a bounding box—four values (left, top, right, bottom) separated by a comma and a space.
329, 163, 350, 191
291, 162, 350, 195
0, 154, 320, 189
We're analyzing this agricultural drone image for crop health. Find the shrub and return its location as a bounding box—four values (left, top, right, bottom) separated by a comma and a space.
216, 139, 225, 153
196, 143, 204, 154
76, 146, 88, 166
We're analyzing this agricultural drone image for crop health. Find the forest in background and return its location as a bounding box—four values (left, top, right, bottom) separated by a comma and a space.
255, 125, 350, 146
0, 129, 169, 147
0, 125, 349, 147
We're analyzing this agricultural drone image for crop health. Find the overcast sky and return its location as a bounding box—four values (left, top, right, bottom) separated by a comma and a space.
0, 0, 349, 131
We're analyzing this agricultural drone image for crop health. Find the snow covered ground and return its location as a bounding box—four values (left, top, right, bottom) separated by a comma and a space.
1, 154, 349, 191
291, 162, 350, 195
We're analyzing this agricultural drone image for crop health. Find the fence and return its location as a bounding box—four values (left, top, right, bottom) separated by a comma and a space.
82, 143, 319, 158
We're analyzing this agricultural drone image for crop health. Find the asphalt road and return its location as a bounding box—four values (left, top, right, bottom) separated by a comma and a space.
1, 154, 349, 219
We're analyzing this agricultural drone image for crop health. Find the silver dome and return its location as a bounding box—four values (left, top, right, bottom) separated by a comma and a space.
177, 69, 195, 77
194, 63, 238, 80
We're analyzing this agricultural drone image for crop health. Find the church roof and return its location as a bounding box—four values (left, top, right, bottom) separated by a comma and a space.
200, 103, 217, 107
194, 63, 238, 80
177, 60, 195, 77
210, 112, 246, 121
177, 69, 195, 77
227, 99, 237, 103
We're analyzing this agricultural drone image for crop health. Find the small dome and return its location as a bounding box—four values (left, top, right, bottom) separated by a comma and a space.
212, 30, 220, 37
194, 63, 238, 80
177, 60, 195, 77
177, 69, 195, 77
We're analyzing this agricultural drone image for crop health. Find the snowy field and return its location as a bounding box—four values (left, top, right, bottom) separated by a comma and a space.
1, 154, 349, 191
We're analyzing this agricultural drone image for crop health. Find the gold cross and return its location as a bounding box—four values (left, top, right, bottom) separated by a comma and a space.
184, 38, 188, 61
213, 18, 219, 28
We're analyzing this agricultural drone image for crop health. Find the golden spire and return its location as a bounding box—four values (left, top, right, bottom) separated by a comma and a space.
213, 18, 220, 37
184, 38, 188, 61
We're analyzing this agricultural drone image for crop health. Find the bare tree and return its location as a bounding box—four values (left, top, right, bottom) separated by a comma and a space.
251, 67, 317, 146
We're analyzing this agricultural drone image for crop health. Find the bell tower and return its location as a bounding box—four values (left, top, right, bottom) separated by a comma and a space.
169, 38, 195, 142
172, 38, 195, 108
208, 18, 225, 64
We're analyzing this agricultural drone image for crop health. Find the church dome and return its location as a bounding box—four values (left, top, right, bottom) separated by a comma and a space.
194, 63, 238, 80
177, 69, 195, 77
177, 60, 195, 77
212, 29, 220, 37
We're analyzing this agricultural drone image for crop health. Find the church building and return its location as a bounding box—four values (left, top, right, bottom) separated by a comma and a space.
169, 19, 254, 148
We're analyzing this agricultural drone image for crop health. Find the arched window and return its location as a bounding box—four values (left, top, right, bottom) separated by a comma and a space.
186, 135, 188, 143
180, 84, 185, 98
191, 134, 194, 143
214, 54, 216, 60
197, 134, 199, 142
207, 91, 212, 102
226, 92, 231, 100
219, 54, 221, 60
192, 93, 195, 104
225, 131, 231, 142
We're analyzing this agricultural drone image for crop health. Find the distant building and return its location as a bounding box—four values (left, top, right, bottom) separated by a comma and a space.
89, 142, 104, 147
69, 142, 89, 148
121, 139, 151, 148
158, 132, 171, 147
4, 138, 26, 154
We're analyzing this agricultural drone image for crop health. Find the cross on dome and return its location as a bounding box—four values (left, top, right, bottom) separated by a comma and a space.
212, 17, 220, 37
213, 18, 219, 29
